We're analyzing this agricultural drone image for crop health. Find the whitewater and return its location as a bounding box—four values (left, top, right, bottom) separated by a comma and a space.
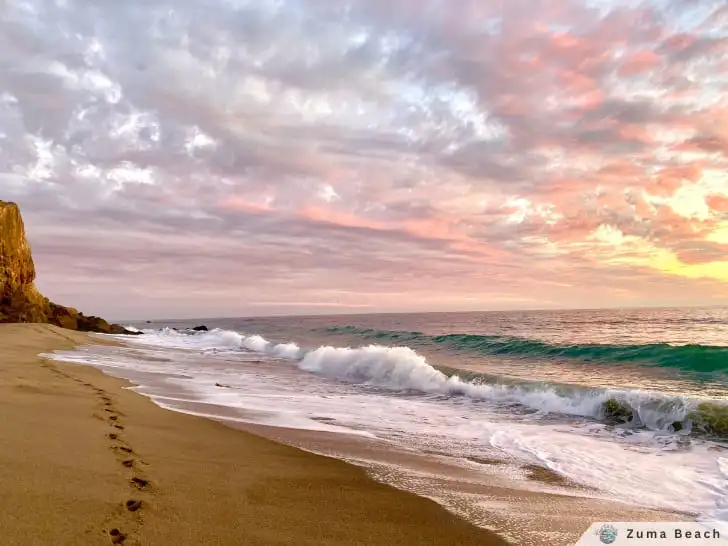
44, 321, 728, 534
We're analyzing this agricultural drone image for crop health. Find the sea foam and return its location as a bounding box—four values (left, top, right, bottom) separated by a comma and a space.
121, 327, 699, 433
48, 327, 728, 523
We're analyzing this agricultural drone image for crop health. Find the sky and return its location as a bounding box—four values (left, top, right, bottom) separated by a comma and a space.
1, 0, 728, 319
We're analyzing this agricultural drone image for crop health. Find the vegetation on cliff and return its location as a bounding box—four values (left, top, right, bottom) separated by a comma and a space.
0, 200, 135, 334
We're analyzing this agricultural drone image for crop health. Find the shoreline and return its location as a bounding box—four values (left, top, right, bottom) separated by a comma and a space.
0, 324, 503, 545
223, 419, 692, 545
39, 329, 693, 545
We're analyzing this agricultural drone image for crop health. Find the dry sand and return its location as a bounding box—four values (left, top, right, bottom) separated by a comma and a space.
0, 324, 504, 546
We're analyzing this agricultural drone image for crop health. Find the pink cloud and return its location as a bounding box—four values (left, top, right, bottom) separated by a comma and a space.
403, 217, 457, 241
598, 161, 644, 179
545, 215, 604, 243
218, 196, 273, 214
663, 33, 697, 52
297, 206, 390, 231
654, 207, 717, 241
618, 50, 661, 76
618, 124, 654, 145
641, 164, 704, 197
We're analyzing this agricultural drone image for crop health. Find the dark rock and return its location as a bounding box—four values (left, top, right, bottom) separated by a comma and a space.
688, 403, 728, 437
602, 398, 634, 424
192, 325, 209, 331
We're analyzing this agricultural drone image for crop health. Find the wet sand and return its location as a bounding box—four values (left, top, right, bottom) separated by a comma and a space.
0, 324, 503, 546
226, 420, 691, 546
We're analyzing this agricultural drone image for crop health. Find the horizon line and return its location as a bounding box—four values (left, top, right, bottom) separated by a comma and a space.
113, 302, 728, 324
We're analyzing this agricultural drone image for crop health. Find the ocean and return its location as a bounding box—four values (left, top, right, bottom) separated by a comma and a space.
45, 307, 728, 543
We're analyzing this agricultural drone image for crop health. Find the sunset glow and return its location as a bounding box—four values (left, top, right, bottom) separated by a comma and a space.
1, 0, 727, 318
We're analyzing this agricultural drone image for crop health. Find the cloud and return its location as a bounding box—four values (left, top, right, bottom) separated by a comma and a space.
1, 0, 728, 318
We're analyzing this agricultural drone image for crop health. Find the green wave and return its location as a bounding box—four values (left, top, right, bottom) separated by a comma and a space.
323, 326, 728, 437
324, 326, 728, 375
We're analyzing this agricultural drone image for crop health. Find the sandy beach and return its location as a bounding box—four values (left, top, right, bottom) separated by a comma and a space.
0, 324, 504, 546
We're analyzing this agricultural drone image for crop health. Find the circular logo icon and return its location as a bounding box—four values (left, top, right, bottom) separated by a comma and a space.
597, 524, 618, 544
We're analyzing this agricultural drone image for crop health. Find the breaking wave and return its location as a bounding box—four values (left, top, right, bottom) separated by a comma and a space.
124, 327, 728, 437
325, 326, 728, 375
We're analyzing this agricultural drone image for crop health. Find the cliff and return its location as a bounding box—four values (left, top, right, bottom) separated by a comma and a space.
0, 201, 135, 334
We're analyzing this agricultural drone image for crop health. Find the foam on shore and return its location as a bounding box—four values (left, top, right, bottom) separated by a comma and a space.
43, 327, 728, 525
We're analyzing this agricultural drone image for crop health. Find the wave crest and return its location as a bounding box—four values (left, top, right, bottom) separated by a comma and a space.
299, 343, 696, 431
132, 327, 713, 435
326, 326, 728, 374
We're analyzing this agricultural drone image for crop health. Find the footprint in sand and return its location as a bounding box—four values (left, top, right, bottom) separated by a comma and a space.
111, 445, 134, 458
110, 444, 134, 459
109, 528, 126, 544
122, 459, 134, 468
130, 477, 150, 489
125, 500, 142, 512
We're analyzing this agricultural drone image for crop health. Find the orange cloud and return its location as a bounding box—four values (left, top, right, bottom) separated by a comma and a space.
708, 195, 728, 213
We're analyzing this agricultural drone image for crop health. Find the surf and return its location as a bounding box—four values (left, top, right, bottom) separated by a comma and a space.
53, 323, 728, 524
120, 327, 728, 438
325, 326, 728, 376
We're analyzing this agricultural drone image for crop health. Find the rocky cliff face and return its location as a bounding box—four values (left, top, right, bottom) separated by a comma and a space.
0, 200, 134, 334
